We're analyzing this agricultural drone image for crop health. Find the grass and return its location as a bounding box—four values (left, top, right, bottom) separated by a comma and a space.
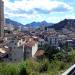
0, 50, 75, 75
0, 58, 71, 75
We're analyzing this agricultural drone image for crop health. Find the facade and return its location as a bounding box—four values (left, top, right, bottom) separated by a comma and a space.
38, 38, 46, 47
0, 0, 4, 37
7, 37, 24, 61
24, 38, 38, 59
48, 35, 59, 47
65, 39, 75, 47
2, 36, 38, 61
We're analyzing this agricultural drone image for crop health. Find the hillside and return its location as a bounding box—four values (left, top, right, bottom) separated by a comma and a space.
49, 19, 75, 31
5, 18, 24, 27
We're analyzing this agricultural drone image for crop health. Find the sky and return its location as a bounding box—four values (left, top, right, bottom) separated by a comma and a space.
2, 0, 75, 25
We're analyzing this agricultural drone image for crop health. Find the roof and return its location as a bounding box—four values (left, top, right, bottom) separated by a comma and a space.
34, 50, 45, 57
25, 38, 37, 48
0, 47, 10, 58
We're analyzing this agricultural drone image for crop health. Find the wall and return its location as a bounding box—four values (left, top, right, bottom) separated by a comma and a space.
32, 42, 38, 58
8, 39, 24, 61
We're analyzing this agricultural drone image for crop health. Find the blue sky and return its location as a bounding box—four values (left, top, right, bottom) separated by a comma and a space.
3, 0, 75, 25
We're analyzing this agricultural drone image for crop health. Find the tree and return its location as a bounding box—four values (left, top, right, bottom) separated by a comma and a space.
43, 44, 59, 60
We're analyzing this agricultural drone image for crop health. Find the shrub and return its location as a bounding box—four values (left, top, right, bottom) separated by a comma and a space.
19, 67, 28, 75
0, 63, 19, 75
39, 63, 48, 73
59, 62, 66, 70
39, 59, 49, 73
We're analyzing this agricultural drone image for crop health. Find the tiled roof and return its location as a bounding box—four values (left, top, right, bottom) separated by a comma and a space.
25, 38, 37, 48
34, 50, 45, 57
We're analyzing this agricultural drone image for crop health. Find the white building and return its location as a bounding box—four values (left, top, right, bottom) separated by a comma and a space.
3, 36, 38, 61
24, 38, 38, 59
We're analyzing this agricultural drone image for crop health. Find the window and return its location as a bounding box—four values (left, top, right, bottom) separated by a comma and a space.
14, 59, 16, 61
15, 43, 16, 45
11, 40, 14, 43
0, 3, 3, 8
26, 51, 30, 54
9, 58, 12, 61
9, 47, 12, 51
14, 46, 15, 49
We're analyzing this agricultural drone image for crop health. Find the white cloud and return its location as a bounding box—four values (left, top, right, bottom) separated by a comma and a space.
3, 0, 74, 24
3, 0, 73, 11
64, 15, 75, 19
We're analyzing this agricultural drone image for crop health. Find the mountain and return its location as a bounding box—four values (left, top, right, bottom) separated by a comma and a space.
5, 18, 75, 32
48, 19, 75, 31
5, 19, 53, 30
25, 21, 53, 28
5, 18, 24, 27
5, 18, 29, 31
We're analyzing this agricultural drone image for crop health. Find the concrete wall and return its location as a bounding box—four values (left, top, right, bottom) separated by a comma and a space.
8, 39, 24, 61
32, 42, 38, 58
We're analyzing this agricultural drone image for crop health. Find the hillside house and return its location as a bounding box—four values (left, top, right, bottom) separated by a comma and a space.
0, 34, 39, 61
24, 38, 38, 59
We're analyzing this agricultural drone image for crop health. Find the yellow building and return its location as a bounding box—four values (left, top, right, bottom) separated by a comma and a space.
0, 0, 4, 37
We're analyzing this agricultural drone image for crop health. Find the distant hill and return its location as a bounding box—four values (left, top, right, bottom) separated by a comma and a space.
5, 19, 53, 30
5, 18, 75, 32
25, 21, 53, 28
49, 19, 75, 31
5, 18, 24, 27
5, 18, 28, 31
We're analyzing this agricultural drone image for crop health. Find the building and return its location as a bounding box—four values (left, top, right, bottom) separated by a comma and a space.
38, 38, 46, 47
47, 35, 59, 47
0, 46, 10, 61
1, 34, 38, 61
24, 38, 38, 59
34, 49, 45, 58
0, 0, 4, 37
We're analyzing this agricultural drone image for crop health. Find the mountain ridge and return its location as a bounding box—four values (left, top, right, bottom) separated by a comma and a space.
5, 18, 75, 32
48, 19, 75, 31
5, 18, 53, 29
25, 21, 53, 28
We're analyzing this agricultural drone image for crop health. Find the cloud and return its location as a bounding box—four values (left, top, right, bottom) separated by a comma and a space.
13, 9, 33, 14
4, 1, 73, 13
34, 8, 50, 14
3, 0, 74, 24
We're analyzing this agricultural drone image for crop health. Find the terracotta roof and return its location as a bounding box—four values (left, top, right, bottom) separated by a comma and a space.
25, 38, 37, 48
34, 50, 45, 57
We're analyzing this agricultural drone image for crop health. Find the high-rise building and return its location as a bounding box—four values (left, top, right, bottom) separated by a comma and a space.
0, 0, 4, 37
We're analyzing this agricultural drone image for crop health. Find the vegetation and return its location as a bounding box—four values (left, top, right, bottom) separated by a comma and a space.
0, 45, 75, 75
0, 58, 73, 75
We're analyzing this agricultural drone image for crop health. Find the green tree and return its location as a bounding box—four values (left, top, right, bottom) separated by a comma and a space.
43, 44, 59, 60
